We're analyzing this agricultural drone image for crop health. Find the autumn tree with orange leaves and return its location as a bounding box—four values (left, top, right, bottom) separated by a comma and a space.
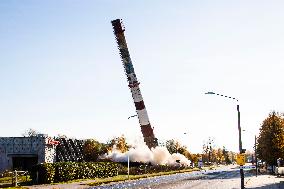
257, 111, 284, 166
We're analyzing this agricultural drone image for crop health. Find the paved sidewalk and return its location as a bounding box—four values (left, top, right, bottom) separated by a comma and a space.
245, 174, 284, 189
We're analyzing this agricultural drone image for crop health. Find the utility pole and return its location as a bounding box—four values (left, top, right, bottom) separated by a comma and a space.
127, 153, 130, 180
255, 135, 258, 177
205, 92, 244, 189
237, 105, 245, 189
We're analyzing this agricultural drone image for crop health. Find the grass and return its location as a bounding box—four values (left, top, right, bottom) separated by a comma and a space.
0, 176, 30, 183
0, 175, 31, 189
0, 186, 29, 189
0, 177, 12, 184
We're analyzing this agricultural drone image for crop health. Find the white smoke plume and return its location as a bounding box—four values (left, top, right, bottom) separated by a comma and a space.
104, 141, 191, 166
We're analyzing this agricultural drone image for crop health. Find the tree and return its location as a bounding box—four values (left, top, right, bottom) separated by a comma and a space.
215, 148, 223, 163
228, 151, 236, 164
222, 146, 231, 164
188, 153, 201, 166
166, 139, 178, 154
57, 134, 68, 138
183, 150, 191, 159
107, 135, 130, 153
165, 139, 187, 154
202, 137, 214, 164
22, 128, 41, 137
83, 139, 108, 161
257, 111, 284, 166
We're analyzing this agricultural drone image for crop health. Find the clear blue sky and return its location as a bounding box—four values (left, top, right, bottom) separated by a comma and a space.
1, 1, 284, 153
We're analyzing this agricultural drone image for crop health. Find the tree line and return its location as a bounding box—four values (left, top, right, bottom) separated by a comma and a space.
22, 128, 234, 165
22, 110, 284, 167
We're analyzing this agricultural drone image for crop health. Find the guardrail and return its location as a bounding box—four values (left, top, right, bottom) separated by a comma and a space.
8, 170, 28, 187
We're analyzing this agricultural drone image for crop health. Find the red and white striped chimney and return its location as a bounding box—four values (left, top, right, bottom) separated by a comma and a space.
111, 19, 158, 149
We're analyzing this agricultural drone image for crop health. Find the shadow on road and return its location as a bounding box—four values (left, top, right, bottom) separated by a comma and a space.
204, 170, 255, 180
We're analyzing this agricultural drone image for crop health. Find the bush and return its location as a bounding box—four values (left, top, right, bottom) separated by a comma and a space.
30, 163, 55, 184
54, 162, 77, 182
117, 162, 189, 175
0, 170, 12, 178
30, 162, 118, 184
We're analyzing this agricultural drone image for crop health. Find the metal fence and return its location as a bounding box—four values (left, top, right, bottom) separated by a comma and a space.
8, 170, 29, 187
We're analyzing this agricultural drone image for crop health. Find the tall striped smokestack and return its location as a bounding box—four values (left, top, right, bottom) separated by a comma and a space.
111, 19, 158, 149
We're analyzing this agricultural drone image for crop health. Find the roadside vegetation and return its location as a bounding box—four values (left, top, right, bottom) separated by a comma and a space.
257, 111, 284, 166
0, 165, 201, 188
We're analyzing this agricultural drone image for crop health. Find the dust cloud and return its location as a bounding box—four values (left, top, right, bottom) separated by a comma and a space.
105, 142, 191, 166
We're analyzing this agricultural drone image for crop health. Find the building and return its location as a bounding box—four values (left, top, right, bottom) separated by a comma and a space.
0, 134, 57, 172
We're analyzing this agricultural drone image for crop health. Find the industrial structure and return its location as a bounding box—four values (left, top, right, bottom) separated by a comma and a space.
0, 135, 84, 172
0, 134, 56, 172
111, 19, 158, 148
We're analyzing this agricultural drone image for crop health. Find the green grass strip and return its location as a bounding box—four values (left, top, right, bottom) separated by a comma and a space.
89, 168, 200, 186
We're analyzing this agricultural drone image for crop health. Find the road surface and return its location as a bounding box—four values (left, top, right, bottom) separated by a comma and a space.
90, 166, 284, 189
27, 165, 284, 189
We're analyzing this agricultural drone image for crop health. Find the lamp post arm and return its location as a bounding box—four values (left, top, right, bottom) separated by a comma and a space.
205, 92, 239, 102
205, 91, 244, 189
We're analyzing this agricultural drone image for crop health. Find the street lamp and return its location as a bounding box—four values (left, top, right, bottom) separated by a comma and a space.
242, 129, 259, 177
127, 114, 138, 180
205, 91, 245, 189
127, 153, 130, 180
254, 135, 258, 177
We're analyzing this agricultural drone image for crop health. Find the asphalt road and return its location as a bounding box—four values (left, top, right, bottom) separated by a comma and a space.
91, 166, 249, 189
27, 165, 284, 188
